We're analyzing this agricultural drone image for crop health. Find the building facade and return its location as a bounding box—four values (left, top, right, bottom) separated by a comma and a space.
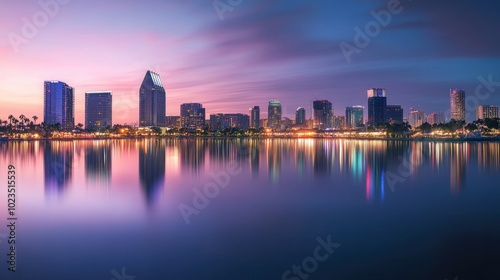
313, 100, 333, 129
332, 116, 346, 129
44, 80, 75, 130
450, 89, 465, 121
345, 106, 364, 128
139, 70, 166, 127
408, 108, 426, 128
295, 107, 306, 126
180, 103, 205, 129
210, 114, 250, 131
85, 91, 112, 131
268, 100, 282, 129
427, 112, 445, 125
476, 105, 499, 120
249, 106, 260, 129
386, 105, 403, 124
367, 88, 387, 126
165, 116, 181, 128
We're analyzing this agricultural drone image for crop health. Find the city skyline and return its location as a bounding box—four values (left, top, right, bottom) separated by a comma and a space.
1, 0, 500, 125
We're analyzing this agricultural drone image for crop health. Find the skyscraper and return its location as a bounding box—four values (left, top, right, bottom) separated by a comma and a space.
44, 80, 74, 130
367, 88, 387, 126
210, 113, 250, 131
450, 89, 465, 121
313, 100, 333, 129
85, 91, 112, 131
295, 107, 306, 126
249, 106, 260, 129
408, 108, 426, 128
180, 103, 205, 129
385, 105, 403, 124
139, 70, 166, 127
332, 116, 346, 129
427, 112, 445, 125
477, 105, 499, 120
345, 106, 364, 128
268, 100, 282, 129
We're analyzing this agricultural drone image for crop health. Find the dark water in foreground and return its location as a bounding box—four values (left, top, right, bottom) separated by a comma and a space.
0, 139, 499, 280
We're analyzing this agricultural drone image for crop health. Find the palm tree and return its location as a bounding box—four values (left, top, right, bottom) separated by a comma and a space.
23, 116, 30, 129
33, 115, 38, 125
12, 118, 19, 130
8, 115, 13, 126
19, 115, 26, 130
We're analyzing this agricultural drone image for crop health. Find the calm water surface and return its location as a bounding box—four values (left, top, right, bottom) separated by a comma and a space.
0, 139, 499, 280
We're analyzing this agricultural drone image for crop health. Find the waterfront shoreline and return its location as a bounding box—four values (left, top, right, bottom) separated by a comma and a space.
2, 136, 500, 142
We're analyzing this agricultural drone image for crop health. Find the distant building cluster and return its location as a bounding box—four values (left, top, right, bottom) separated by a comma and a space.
40, 72, 499, 132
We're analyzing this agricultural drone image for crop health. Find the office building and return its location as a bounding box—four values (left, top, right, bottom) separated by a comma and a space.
477, 105, 499, 120
313, 100, 333, 129
345, 106, 364, 128
268, 100, 282, 129
85, 91, 112, 131
450, 89, 465, 121
210, 114, 250, 131
296, 107, 306, 126
44, 80, 75, 130
165, 116, 181, 128
249, 106, 260, 129
180, 103, 205, 129
139, 70, 166, 127
332, 116, 346, 129
408, 108, 426, 128
367, 88, 387, 126
427, 112, 445, 125
386, 105, 403, 124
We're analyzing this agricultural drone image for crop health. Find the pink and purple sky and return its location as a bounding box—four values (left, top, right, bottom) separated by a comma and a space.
1, 0, 499, 124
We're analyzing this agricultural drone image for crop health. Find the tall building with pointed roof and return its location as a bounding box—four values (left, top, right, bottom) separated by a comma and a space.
139, 70, 166, 127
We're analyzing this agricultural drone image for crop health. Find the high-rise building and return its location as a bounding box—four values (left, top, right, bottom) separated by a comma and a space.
85, 91, 112, 131
295, 107, 306, 126
180, 103, 205, 129
165, 116, 181, 128
385, 105, 403, 124
477, 105, 499, 120
249, 106, 260, 129
367, 88, 387, 126
450, 89, 465, 121
345, 106, 364, 128
268, 100, 282, 129
427, 112, 445, 125
408, 108, 426, 128
210, 114, 249, 131
332, 116, 346, 129
44, 80, 75, 130
139, 70, 166, 127
313, 100, 333, 129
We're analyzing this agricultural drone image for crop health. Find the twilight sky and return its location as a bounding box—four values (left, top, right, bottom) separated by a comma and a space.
1, 0, 500, 124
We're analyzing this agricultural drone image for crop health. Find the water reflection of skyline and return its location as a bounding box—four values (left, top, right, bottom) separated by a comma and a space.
1, 139, 499, 202
85, 141, 111, 190
43, 141, 74, 196
139, 139, 165, 205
